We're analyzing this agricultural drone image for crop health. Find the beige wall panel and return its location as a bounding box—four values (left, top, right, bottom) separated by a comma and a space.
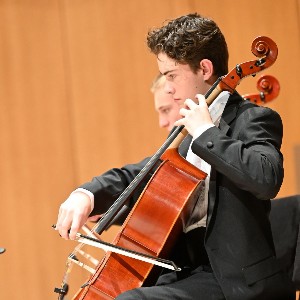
0, 1, 299, 299
0, 1, 80, 299
60, 0, 194, 183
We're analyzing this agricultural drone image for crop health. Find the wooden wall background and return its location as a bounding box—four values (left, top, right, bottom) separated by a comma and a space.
0, 0, 299, 299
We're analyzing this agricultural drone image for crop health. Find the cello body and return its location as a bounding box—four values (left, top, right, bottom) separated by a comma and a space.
73, 148, 206, 299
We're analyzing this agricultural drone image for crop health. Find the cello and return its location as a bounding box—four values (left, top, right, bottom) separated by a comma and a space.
243, 74, 280, 105
55, 36, 278, 300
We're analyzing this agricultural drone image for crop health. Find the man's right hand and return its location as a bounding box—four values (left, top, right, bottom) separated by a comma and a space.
55, 191, 92, 240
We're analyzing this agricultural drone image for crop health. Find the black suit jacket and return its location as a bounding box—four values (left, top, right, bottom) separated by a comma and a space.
81, 93, 294, 299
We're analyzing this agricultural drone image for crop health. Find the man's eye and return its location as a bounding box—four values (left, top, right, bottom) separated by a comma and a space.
162, 108, 171, 114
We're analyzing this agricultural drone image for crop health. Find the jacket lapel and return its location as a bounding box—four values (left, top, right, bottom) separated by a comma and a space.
206, 93, 243, 229
220, 92, 242, 129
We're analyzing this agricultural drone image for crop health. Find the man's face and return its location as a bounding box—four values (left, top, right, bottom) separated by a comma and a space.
154, 87, 181, 131
157, 53, 207, 107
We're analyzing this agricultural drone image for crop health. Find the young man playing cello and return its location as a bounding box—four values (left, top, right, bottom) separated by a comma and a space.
56, 13, 295, 300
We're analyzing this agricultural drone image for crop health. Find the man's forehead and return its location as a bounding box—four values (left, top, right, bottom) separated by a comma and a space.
154, 96, 173, 110
157, 53, 177, 74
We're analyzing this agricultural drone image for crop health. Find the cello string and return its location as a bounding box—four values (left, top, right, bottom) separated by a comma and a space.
76, 249, 99, 266
68, 254, 96, 274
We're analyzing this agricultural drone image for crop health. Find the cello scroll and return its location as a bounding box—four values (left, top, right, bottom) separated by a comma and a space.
243, 75, 280, 105
207, 36, 278, 105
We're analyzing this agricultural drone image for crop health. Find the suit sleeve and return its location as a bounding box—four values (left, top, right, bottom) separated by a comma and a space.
191, 106, 284, 199
79, 157, 152, 217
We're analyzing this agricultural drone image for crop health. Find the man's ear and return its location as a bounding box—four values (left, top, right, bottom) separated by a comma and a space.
199, 59, 214, 81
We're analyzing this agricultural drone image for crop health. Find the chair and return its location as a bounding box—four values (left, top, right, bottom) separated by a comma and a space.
270, 195, 300, 298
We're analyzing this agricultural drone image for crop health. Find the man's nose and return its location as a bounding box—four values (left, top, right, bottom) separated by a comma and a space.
159, 117, 169, 129
164, 82, 174, 94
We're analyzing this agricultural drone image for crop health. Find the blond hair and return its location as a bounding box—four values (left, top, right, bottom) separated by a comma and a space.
150, 74, 166, 93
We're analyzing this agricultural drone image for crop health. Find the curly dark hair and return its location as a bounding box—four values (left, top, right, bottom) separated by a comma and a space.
147, 13, 229, 77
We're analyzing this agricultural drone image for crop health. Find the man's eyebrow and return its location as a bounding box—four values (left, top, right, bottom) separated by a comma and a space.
161, 70, 174, 76
158, 104, 171, 110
